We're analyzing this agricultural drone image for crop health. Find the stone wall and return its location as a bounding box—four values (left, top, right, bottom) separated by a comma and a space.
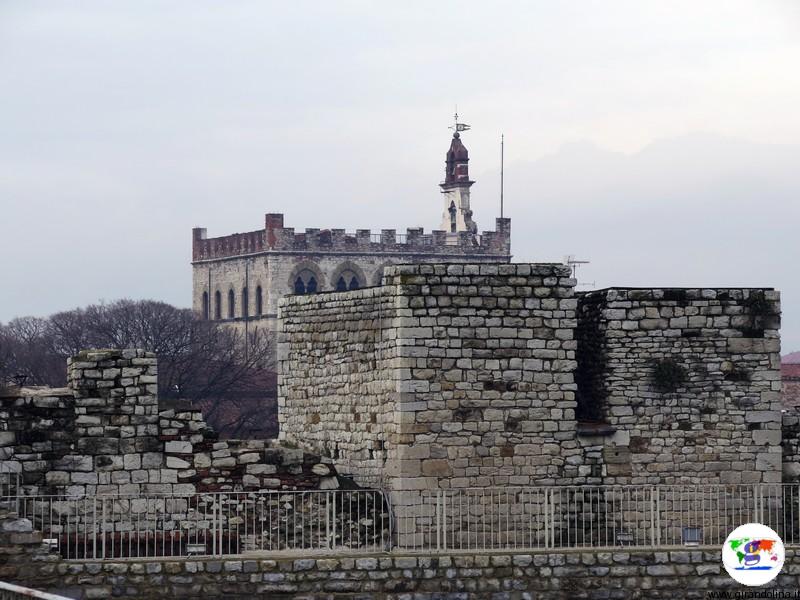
279, 286, 398, 486
575, 288, 782, 485
280, 268, 785, 494
0, 350, 337, 498
782, 409, 800, 483
280, 263, 582, 494
4, 543, 800, 599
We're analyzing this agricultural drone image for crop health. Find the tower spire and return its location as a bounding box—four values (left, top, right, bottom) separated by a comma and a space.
440, 113, 476, 234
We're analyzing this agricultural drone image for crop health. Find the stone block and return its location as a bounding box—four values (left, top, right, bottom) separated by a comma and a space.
237, 452, 261, 464
45, 471, 70, 485
752, 429, 781, 445
755, 453, 781, 472
166, 456, 190, 469
246, 463, 277, 475
311, 463, 330, 476
77, 438, 119, 455
53, 455, 93, 472
728, 337, 779, 354
745, 411, 780, 424
165, 441, 193, 454
71, 472, 98, 485
213, 457, 236, 468
421, 459, 452, 477
1, 518, 32, 533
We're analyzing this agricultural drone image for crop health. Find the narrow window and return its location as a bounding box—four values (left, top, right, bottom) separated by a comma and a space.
228, 289, 235, 319
449, 201, 457, 233
214, 291, 221, 319
255, 286, 263, 316
335, 268, 361, 292
202, 291, 209, 320
294, 268, 321, 295
242, 287, 249, 318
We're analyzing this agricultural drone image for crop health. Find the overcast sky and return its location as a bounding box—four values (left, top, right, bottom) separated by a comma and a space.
1, 1, 799, 351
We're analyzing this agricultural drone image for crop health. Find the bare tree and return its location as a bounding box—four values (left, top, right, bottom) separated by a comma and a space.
0, 316, 65, 386
0, 300, 276, 438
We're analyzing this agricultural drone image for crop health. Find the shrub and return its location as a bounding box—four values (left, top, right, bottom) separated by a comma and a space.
652, 358, 687, 393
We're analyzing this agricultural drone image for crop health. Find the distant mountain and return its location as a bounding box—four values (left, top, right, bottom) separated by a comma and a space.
784, 352, 800, 364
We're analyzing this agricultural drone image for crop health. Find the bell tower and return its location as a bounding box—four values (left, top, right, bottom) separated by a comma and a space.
440, 112, 477, 234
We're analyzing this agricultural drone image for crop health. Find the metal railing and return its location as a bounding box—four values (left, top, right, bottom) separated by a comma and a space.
394, 485, 800, 552
3, 484, 799, 559
0, 582, 74, 600
9, 489, 391, 559
0, 469, 20, 500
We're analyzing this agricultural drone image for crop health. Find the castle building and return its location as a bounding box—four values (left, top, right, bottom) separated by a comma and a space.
191, 126, 511, 331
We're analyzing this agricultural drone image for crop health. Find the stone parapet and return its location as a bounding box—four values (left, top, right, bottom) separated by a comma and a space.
192, 213, 511, 262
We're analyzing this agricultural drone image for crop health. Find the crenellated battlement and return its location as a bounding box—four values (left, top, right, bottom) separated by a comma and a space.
192, 213, 511, 262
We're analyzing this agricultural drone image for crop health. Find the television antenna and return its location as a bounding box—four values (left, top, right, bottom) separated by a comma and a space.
563, 255, 591, 279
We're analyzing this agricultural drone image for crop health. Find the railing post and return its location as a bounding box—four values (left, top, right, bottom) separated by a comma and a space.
551, 489, 556, 548
656, 489, 661, 547
543, 489, 550, 549
384, 489, 394, 552
754, 484, 761, 524
442, 491, 447, 551
211, 499, 217, 557
650, 487, 660, 547
326, 492, 332, 549
435, 491, 442, 552
101, 498, 107, 560
93, 499, 97, 560
219, 497, 224, 557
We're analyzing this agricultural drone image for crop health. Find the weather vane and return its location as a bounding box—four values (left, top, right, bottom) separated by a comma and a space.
449, 107, 470, 134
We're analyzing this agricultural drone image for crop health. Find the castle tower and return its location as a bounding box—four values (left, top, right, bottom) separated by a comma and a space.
440, 116, 477, 234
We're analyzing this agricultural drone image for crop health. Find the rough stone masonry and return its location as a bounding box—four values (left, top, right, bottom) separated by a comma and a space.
575, 286, 782, 486
0, 349, 337, 498
279, 263, 783, 495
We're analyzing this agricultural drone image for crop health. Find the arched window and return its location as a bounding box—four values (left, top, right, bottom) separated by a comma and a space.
242, 287, 249, 318
228, 289, 235, 319
372, 263, 392, 286
449, 201, 457, 233
202, 291, 209, 320
293, 269, 319, 295
335, 269, 361, 291
255, 286, 263, 316
214, 291, 222, 319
